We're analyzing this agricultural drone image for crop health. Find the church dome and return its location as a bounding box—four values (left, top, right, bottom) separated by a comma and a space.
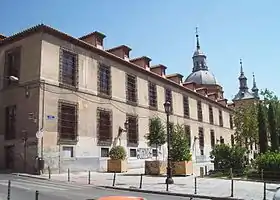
184, 70, 217, 85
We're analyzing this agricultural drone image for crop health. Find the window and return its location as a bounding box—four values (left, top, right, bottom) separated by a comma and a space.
127, 115, 139, 147
210, 130, 215, 149
101, 148, 109, 157
5, 105, 16, 140
97, 108, 112, 146
58, 101, 78, 143
198, 127, 204, 155
152, 149, 158, 157
197, 101, 203, 122
220, 136, 225, 144
219, 110, 223, 127
4, 47, 21, 87
184, 125, 191, 148
231, 135, 234, 146
130, 149, 137, 157
126, 74, 137, 104
183, 96, 190, 118
209, 105, 214, 124
165, 88, 173, 113
230, 115, 234, 129
59, 49, 78, 88
98, 63, 111, 97
62, 146, 74, 158
148, 82, 157, 109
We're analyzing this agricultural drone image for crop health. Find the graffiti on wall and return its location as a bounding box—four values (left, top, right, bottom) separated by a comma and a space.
136, 148, 152, 159
136, 148, 162, 159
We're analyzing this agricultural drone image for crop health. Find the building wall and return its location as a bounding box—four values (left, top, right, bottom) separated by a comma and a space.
39, 33, 235, 173
0, 33, 42, 172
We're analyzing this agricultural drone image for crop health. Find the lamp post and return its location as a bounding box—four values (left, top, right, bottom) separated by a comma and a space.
164, 101, 174, 184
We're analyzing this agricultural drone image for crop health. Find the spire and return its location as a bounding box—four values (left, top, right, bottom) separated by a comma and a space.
238, 58, 248, 90
252, 72, 259, 98
192, 27, 207, 72
196, 27, 200, 50
240, 59, 244, 75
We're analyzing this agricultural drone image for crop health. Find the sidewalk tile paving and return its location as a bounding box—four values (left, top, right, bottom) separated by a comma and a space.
26, 168, 279, 200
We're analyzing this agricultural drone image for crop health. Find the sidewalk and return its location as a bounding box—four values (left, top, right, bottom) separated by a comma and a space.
16, 168, 279, 200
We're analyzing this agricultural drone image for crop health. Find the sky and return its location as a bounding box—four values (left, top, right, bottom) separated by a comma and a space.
0, 0, 279, 100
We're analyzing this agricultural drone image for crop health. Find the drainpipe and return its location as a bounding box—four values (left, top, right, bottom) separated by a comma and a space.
40, 80, 46, 159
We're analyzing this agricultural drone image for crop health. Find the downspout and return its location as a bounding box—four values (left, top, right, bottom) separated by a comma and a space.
40, 80, 45, 159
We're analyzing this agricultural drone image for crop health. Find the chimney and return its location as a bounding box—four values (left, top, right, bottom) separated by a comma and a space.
208, 92, 218, 101
0, 34, 6, 40
79, 31, 106, 50
196, 87, 208, 96
130, 56, 151, 70
150, 64, 166, 77
166, 73, 184, 84
228, 103, 235, 109
183, 82, 196, 91
107, 45, 131, 61
218, 98, 228, 106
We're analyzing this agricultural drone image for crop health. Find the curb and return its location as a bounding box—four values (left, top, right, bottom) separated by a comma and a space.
100, 186, 244, 200
12, 173, 49, 181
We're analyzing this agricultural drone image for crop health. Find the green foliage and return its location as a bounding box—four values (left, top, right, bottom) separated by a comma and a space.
109, 146, 127, 160
268, 102, 278, 151
233, 104, 258, 147
255, 152, 280, 172
170, 124, 192, 162
145, 117, 166, 147
258, 102, 268, 153
210, 144, 247, 171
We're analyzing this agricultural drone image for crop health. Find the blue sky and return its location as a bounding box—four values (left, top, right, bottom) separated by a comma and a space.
0, 0, 278, 99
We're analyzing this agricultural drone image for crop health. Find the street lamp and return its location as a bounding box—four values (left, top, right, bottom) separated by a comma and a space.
164, 101, 174, 184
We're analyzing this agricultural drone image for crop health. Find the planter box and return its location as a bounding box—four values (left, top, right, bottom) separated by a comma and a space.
145, 160, 167, 175
107, 159, 127, 173
172, 161, 193, 175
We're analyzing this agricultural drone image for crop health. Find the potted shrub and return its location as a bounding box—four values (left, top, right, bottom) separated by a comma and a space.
144, 117, 167, 175
107, 146, 127, 173
170, 124, 193, 176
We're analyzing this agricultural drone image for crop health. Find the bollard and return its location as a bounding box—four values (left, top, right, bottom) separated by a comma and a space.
230, 179, 234, 197
48, 166, 51, 179
139, 174, 143, 189
166, 179, 169, 192
230, 168, 233, 197
67, 168, 70, 182
88, 170, 91, 185
7, 180, 11, 200
263, 182, 266, 200
112, 172, 116, 186
194, 177, 197, 194
35, 190, 39, 200
261, 169, 264, 181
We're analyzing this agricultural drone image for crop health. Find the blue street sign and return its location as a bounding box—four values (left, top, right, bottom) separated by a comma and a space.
47, 115, 55, 120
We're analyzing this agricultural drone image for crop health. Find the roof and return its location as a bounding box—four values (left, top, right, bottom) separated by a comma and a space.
232, 90, 255, 101
185, 70, 218, 85
0, 24, 233, 111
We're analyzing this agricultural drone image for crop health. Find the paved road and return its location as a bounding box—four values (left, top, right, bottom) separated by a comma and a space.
0, 174, 204, 200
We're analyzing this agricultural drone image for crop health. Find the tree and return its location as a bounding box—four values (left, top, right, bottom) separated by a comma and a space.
169, 124, 192, 162
268, 102, 278, 151
258, 102, 268, 153
261, 89, 280, 150
210, 144, 246, 172
233, 103, 258, 147
145, 117, 166, 160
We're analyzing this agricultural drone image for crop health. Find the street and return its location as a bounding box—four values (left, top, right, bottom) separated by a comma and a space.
0, 174, 203, 200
